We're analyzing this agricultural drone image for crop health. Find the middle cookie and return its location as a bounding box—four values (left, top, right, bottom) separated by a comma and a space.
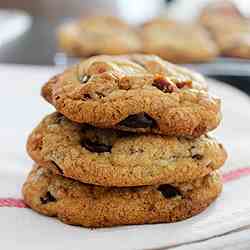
27, 113, 227, 187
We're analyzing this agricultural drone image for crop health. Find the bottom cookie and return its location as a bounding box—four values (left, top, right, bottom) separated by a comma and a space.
22, 165, 222, 228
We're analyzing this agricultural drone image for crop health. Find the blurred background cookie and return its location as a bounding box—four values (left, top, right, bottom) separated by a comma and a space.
141, 18, 219, 63
58, 16, 142, 57
199, 0, 250, 59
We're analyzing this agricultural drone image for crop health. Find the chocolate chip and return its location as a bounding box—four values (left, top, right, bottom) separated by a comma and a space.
118, 113, 156, 128
79, 74, 90, 84
40, 191, 56, 204
95, 91, 105, 98
116, 130, 132, 138
129, 148, 144, 154
82, 93, 91, 100
55, 113, 64, 124
157, 184, 181, 199
81, 139, 112, 153
192, 154, 203, 160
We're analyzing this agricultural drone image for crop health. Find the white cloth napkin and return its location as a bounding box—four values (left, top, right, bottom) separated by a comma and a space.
0, 64, 250, 250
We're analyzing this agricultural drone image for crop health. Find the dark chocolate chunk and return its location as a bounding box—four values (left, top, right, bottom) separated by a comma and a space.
55, 113, 64, 124
82, 93, 91, 100
81, 139, 112, 153
118, 113, 156, 128
157, 184, 181, 199
192, 154, 203, 160
40, 191, 56, 204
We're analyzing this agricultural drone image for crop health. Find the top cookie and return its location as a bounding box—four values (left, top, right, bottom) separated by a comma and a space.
58, 16, 141, 57
141, 18, 219, 63
42, 54, 221, 137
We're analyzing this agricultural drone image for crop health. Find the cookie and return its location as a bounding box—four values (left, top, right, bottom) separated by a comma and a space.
201, 18, 250, 58
199, 0, 242, 20
214, 21, 250, 59
27, 112, 227, 187
58, 16, 141, 57
141, 18, 219, 63
42, 54, 221, 138
199, 1, 250, 59
22, 165, 222, 228
216, 32, 250, 59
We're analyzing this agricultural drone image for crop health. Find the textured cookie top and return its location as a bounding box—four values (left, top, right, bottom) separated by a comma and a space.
141, 18, 219, 63
22, 165, 222, 227
42, 54, 221, 137
27, 112, 227, 187
58, 16, 141, 56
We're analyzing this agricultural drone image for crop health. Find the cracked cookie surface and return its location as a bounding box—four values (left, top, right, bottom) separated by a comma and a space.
58, 16, 141, 57
22, 165, 222, 228
42, 54, 221, 137
141, 18, 219, 63
27, 113, 227, 187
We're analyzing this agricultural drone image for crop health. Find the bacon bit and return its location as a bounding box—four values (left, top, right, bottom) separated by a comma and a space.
98, 67, 107, 74
175, 79, 192, 89
119, 77, 131, 90
153, 75, 177, 93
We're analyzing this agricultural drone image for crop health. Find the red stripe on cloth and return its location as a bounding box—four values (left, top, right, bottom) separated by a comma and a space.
0, 198, 26, 208
0, 167, 250, 209
222, 167, 250, 183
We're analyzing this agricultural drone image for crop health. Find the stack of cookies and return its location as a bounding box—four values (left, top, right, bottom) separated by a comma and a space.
23, 54, 227, 228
